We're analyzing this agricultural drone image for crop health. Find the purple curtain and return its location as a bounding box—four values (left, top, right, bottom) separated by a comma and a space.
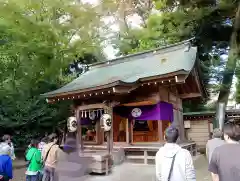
80, 118, 91, 125
113, 102, 173, 122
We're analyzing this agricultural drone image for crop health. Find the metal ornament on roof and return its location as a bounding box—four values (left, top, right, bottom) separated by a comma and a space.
131, 108, 142, 118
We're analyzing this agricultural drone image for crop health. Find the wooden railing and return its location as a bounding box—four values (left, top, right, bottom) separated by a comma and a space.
125, 142, 197, 165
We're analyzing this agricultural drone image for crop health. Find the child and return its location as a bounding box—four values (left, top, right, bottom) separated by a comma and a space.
1, 135, 15, 160
0, 144, 13, 181
25, 140, 42, 181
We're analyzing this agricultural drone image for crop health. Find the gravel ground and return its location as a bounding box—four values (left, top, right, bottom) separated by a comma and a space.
13, 155, 211, 181
13, 160, 26, 181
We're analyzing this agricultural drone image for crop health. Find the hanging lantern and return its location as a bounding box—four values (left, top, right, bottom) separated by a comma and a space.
100, 114, 112, 132
67, 117, 77, 132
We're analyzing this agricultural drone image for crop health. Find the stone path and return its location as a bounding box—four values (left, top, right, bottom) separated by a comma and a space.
13, 155, 211, 181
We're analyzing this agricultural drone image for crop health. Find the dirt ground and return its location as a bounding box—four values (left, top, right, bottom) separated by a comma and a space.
13, 154, 211, 181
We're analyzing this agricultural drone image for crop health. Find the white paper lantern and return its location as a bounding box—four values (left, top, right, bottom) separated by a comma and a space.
67, 117, 77, 132
100, 114, 112, 132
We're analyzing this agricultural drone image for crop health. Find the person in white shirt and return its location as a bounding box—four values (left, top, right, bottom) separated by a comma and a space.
155, 126, 196, 181
0, 135, 15, 160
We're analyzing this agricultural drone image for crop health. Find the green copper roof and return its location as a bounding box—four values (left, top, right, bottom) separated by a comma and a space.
183, 109, 240, 116
183, 111, 215, 116
43, 39, 197, 97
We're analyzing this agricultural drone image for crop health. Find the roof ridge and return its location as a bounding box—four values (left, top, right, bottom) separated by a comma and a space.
90, 38, 195, 68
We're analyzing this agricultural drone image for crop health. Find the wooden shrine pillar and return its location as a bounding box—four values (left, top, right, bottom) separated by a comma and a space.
126, 118, 129, 144
97, 103, 113, 154
158, 120, 163, 141
130, 120, 134, 144
76, 108, 83, 151
107, 106, 114, 154
110, 106, 114, 154
126, 119, 133, 144
174, 97, 185, 141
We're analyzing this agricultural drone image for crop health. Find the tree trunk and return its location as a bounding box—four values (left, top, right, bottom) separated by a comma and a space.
214, 2, 240, 128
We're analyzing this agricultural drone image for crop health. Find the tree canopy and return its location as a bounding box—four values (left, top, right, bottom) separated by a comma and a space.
111, 0, 240, 112
0, 0, 105, 146
1, 0, 240, 145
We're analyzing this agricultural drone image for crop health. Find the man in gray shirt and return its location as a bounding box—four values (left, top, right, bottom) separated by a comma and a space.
209, 123, 240, 181
206, 128, 225, 163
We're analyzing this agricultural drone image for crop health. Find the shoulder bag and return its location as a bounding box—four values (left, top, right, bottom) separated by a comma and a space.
167, 154, 177, 181
26, 150, 37, 167
43, 144, 55, 167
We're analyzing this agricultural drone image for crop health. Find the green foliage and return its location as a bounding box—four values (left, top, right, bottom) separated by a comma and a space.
0, 0, 104, 146
113, 0, 239, 112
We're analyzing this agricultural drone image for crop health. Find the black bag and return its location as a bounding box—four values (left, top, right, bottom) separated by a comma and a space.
36, 171, 43, 181
167, 154, 177, 181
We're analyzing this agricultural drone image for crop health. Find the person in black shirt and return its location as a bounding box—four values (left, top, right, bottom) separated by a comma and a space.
209, 123, 240, 181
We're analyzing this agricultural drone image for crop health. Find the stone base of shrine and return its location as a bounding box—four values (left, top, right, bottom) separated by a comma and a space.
81, 151, 113, 175
84, 141, 197, 165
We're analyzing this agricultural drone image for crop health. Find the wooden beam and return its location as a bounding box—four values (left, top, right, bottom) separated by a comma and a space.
179, 93, 201, 99
140, 70, 188, 82
77, 103, 109, 111
175, 75, 187, 83
121, 100, 158, 107
114, 85, 138, 94
123, 92, 160, 105
45, 82, 134, 98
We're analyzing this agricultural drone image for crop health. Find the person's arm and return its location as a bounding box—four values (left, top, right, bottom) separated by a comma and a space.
208, 150, 219, 181
206, 142, 209, 160
25, 149, 31, 161
42, 145, 47, 161
6, 157, 13, 179
206, 147, 208, 160
155, 152, 162, 181
185, 151, 196, 181
10, 143, 16, 160
52, 146, 59, 165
